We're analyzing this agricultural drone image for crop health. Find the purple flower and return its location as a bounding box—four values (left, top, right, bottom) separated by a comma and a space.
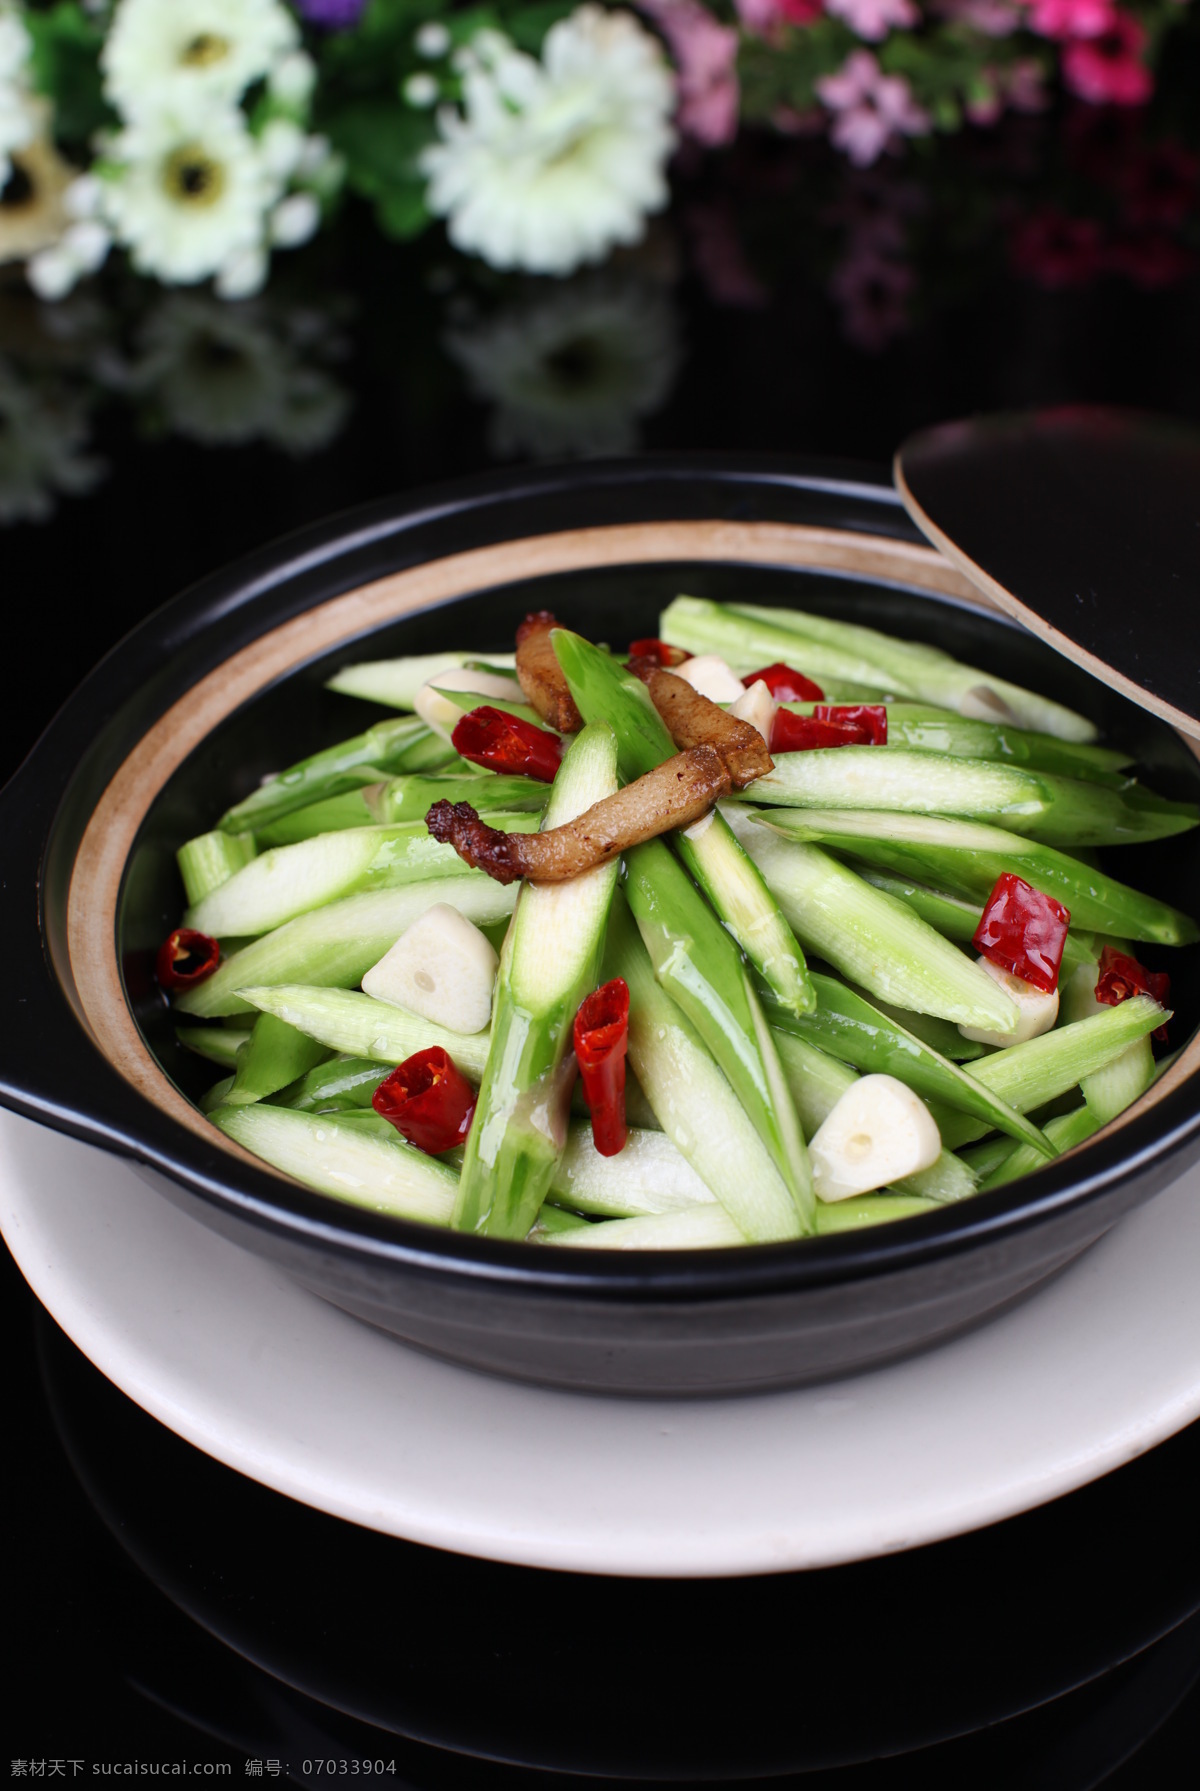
296, 0, 366, 28
637, 0, 740, 145
816, 49, 931, 166
826, 0, 919, 42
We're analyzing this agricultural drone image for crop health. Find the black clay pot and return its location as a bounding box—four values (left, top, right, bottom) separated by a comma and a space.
3, 458, 1198, 1395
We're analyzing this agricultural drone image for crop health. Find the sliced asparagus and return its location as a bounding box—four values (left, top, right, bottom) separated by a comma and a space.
187, 814, 540, 938
550, 1122, 716, 1219
661, 596, 1098, 741
771, 973, 1053, 1154
365, 772, 547, 824
236, 985, 493, 1078
741, 747, 1196, 848
1061, 961, 1158, 1125
223, 1013, 330, 1107
605, 892, 808, 1240
217, 715, 451, 835
253, 791, 377, 847
779, 701, 1131, 779
213, 1104, 459, 1225
177, 830, 257, 905
538, 1194, 940, 1250
554, 628, 815, 1017
454, 723, 622, 1239
729, 813, 1021, 1032
173, 877, 519, 1017
326, 651, 516, 710
273, 1056, 390, 1112
624, 838, 815, 1233
175, 1024, 246, 1071
749, 808, 1199, 946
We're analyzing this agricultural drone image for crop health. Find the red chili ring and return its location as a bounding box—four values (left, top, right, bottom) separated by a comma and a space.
156, 928, 221, 992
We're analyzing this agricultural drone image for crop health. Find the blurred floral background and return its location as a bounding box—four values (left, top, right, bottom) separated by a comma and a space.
1, 0, 1198, 543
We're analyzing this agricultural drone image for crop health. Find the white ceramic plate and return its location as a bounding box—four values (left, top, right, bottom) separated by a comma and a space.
4, 1105, 1200, 1578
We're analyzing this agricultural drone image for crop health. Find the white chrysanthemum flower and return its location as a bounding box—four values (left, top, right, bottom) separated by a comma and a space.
446, 274, 681, 458
99, 103, 280, 284
102, 0, 297, 122
422, 7, 676, 276
0, 6, 37, 185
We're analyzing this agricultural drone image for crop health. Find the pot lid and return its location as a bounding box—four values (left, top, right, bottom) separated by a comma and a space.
894, 407, 1200, 742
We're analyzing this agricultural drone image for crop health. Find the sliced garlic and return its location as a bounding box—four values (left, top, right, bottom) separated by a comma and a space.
362, 903, 499, 1033
958, 957, 1059, 1046
675, 654, 746, 704
809, 1074, 942, 1202
727, 678, 776, 746
414, 666, 526, 741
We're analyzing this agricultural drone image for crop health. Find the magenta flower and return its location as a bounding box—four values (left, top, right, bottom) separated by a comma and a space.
1022, 0, 1112, 39
734, 0, 824, 33
826, 0, 919, 41
816, 49, 931, 166
638, 0, 740, 145
1063, 13, 1153, 104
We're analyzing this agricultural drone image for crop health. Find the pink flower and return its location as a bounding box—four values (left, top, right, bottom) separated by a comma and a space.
826, 0, 919, 40
1063, 13, 1153, 105
932, 0, 1022, 36
637, 0, 740, 145
734, 0, 823, 33
1023, 0, 1112, 38
1010, 209, 1103, 286
816, 49, 931, 166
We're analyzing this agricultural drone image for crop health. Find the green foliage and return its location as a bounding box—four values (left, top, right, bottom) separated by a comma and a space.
326, 100, 432, 236
737, 20, 857, 125
23, 1, 111, 144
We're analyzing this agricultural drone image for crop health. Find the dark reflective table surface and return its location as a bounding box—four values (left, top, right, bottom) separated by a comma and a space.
5, 85, 1200, 1783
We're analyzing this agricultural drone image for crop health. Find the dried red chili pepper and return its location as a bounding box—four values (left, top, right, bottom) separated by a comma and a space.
628, 638, 690, 668
814, 703, 888, 745
1095, 946, 1171, 1041
746, 662, 825, 703
572, 977, 630, 1158
769, 709, 869, 753
371, 1047, 477, 1154
451, 705, 563, 783
972, 873, 1071, 994
155, 927, 220, 992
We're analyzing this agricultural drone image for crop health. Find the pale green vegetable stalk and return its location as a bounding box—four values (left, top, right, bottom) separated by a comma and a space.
365, 772, 547, 824
237, 985, 493, 1079
606, 892, 809, 1241
1061, 961, 1158, 1125
660, 595, 1097, 742
748, 808, 1198, 946
223, 1013, 330, 1107
623, 840, 815, 1234
539, 1195, 940, 1250
187, 813, 540, 938
549, 1123, 716, 1219
553, 628, 814, 1017
213, 1104, 459, 1225
176, 1024, 245, 1070
779, 702, 1131, 779
728, 812, 1021, 1033
177, 830, 257, 905
217, 715, 451, 835
326, 651, 516, 710
174, 877, 518, 1017
453, 723, 622, 1240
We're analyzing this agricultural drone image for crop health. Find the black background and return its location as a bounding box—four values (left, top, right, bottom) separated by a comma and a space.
5, 91, 1200, 1784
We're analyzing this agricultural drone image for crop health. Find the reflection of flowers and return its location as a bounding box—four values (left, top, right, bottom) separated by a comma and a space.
128, 289, 349, 450
445, 273, 682, 458
101, 0, 298, 121
0, 357, 104, 524
422, 8, 675, 275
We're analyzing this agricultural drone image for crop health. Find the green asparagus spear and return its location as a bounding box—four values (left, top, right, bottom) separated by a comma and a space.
605, 891, 809, 1240
253, 791, 377, 847
174, 877, 519, 1017
661, 596, 1098, 741
217, 715, 452, 835
213, 1104, 459, 1224
749, 808, 1199, 946
223, 1013, 330, 1106
453, 723, 622, 1239
364, 771, 547, 824
779, 701, 1131, 780
553, 627, 815, 1016
539, 1194, 940, 1250
326, 651, 516, 710
177, 830, 257, 905
237, 985, 493, 1078
623, 838, 814, 1231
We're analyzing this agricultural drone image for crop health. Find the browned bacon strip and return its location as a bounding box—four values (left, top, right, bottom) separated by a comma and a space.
645, 668, 773, 789
515, 610, 584, 734
426, 747, 732, 885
